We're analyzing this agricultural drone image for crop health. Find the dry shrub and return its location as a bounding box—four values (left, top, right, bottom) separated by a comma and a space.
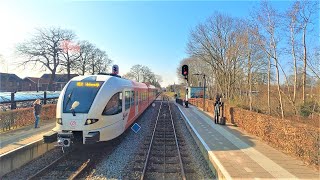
189, 98, 319, 168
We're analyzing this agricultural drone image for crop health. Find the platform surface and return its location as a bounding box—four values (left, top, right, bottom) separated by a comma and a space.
177, 103, 319, 179
0, 121, 55, 155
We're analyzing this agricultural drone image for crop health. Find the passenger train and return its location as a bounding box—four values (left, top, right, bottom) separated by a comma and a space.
48, 74, 158, 147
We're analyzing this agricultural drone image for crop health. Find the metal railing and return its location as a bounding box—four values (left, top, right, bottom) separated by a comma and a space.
0, 91, 60, 110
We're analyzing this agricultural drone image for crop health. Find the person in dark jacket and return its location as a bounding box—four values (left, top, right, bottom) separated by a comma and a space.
33, 99, 42, 128
214, 94, 221, 124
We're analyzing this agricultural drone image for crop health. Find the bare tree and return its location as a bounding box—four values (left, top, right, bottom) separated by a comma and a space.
0, 54, 4, 70
59, 33, 79, 80
87, 48, 111, 75
286, 1, 300, 107
74, 41, 95, 75
187, 12, 244, 99
16, 27, 74, 91
298, 0, 319, 103
124, 64, 143, 82
252, 1, 285, 118
94, 50, 112, 73
124, 64, 162, 87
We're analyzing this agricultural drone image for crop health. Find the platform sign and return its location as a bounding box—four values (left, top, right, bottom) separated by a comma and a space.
131, 123, 141, 133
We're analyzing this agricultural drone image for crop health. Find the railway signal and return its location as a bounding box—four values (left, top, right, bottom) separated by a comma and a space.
182, 65, 189, 108
182, 65, 188, 81
181, 65, 188, 76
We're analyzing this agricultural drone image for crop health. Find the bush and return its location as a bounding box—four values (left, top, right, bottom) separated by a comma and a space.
0, 104, 56, 132
299, 101, 319, 117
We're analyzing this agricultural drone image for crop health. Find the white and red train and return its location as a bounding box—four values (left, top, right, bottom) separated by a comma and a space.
49, 74, 158, 147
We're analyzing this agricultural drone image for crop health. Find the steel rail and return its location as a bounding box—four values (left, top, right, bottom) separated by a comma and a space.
27, 147, 90, 180
69, 159, 91, 180
168, 98, 186, 180
141, 96, 186, 180
140, 100, 163, 180
27, 152, 69, 180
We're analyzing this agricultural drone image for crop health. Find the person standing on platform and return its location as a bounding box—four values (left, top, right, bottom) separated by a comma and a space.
214, 94, 221, 124
33, 99, 42, 128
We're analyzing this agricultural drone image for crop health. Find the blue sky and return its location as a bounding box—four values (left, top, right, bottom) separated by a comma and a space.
0, 0, 318, 86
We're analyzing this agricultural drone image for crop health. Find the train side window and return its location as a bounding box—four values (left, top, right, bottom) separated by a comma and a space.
125, 91, 130, 110
136, 91, 138, 105
102, 92, 122, 116
131, 91, 135, 106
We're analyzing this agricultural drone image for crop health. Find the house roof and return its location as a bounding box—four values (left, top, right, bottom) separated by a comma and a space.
23, 77, 51, 84
0, 73, 22, 81
40, 73, 78, 82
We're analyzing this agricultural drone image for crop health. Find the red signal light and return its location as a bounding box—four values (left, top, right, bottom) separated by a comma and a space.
182, 65, 188, 76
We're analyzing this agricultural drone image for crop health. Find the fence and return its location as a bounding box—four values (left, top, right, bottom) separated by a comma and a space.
0, 91, 60, 110
0, 104, 56, 132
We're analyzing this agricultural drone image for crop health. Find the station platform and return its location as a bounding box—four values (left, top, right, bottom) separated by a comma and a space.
0, 121, 55, 155
176, 103, 319, 179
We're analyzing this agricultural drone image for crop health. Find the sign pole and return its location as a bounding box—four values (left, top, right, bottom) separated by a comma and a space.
203, 74, 206, 111
186, 77, 188, 108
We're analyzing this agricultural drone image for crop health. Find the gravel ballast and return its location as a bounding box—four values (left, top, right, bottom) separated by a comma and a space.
87, 102, 160, 179
2, 147, 64, 180
89, 101, 215, 179
2, 100, 215, 180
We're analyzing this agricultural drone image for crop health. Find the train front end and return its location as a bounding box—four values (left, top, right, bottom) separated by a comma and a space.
51, 75, 125, 148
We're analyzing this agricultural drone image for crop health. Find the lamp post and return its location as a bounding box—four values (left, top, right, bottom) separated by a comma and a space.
193, 73, 206, 111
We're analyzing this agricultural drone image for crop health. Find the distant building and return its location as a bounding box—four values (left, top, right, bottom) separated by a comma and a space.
188, 86, 207, 98
21, 77, 51, 91
0, 73, 78, 92
40, 74, 78, 91
0, 73, 22, 92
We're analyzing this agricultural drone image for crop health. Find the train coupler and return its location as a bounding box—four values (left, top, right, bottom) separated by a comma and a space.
56, 132, 73, 147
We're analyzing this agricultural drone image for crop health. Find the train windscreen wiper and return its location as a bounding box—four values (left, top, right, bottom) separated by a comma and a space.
64, 91, 73, 111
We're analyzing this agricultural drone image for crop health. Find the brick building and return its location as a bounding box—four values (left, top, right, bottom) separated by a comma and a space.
0, 73, 78, 92
0, 73, 22, 92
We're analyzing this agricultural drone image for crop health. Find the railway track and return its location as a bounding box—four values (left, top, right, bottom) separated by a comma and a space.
130, 96, 190, 180
27, 142, 115, 180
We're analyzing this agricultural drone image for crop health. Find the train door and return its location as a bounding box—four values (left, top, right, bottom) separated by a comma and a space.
135, 90, 138, 116
123, 90, 131, 122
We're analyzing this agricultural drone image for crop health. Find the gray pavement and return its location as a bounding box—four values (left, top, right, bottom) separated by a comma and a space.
0, 121, 55, 149
176, 103, 319, 179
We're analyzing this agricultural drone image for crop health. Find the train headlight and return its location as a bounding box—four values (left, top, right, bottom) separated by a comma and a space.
85, 119, 99, 125
56, 118, 63, 125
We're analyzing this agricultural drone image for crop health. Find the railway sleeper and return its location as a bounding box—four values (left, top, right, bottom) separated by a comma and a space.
181, 153, 189, 157
147, 167, 180, 173
155, 135, 175, 138
138, 152, 147, 156
133, 167, 144, 172
184, 168, 196, 173
134, 159, 145, 163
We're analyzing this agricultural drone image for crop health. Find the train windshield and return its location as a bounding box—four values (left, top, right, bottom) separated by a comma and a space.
63, 81, 104, 113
